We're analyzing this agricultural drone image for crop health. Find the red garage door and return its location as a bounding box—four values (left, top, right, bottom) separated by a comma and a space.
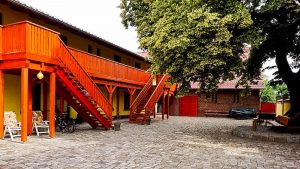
179, 96, 198, 116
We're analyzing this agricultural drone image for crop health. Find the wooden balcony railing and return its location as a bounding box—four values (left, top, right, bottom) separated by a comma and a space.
2, 22, 59, 64
69, 48, 151, 86
144, 74, 170, 112
2, 21, 151, 86
2, 21, 113, 120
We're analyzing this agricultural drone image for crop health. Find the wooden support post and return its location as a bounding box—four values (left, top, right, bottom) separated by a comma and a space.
27, 72, 33, 135
116, 88, 119, 117
21, 68, 29, 142
0, 26, 2, 56
172, 95, 176, 116
153, 104, 156, 118
60, 96, 64, 115
105, 85, 116, 104
49, 72, 56, 138
42, 81, 48, 121
0, 70, 4, 139
162, 91, 165, 120
167, 92, 170, 119
127, 88, 136, 106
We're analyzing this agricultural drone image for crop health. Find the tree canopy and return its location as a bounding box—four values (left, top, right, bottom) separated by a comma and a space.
120, 0, 300, 124
120, 0, 256, 93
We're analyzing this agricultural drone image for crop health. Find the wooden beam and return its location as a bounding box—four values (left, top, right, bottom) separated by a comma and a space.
0, 60, 29, 70
127, 88, 136, 106
105, 85, 116, 104
28, 63, 56, 73
0, 70, 4, 138
21, 67, 28, 142
94, 79, 142, 90
49, 72, 56, 138
27, 72, 33, 135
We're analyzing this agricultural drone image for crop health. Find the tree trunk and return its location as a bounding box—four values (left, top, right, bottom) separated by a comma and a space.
285, 80, 300, 126
276, 53, 300, 126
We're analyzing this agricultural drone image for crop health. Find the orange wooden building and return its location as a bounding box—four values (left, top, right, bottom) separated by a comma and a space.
0, 0, 175, 142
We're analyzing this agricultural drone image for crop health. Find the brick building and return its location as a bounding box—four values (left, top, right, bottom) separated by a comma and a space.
175, 79, 264, 117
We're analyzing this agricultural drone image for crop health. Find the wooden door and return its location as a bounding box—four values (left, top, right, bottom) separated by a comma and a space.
179, 96, 198, 116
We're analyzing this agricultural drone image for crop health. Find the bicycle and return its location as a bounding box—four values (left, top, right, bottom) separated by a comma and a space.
55, 113, 76, 133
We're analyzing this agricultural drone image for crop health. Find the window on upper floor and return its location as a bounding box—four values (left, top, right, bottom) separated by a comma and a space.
124, 92, 130, 110
0, 13, 3, 25
114, 55, 121, 63
88, 45, 93, 54
135, 62, 141, 69
96, 48, 101, 56
59, 35, 68, 45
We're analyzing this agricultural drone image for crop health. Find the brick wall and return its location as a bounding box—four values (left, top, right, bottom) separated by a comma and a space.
179, 89, 260, 116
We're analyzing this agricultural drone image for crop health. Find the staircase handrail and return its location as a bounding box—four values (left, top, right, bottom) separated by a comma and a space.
144, 74, 170, 111
55, 37, 113, 120
130, 75, 153, 113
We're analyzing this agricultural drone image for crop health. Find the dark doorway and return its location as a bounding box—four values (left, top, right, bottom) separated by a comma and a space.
33, 83, 41, 110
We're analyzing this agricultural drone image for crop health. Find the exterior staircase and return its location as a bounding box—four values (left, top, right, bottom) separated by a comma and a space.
54, 36, 113, 129
129, 75, 169, 124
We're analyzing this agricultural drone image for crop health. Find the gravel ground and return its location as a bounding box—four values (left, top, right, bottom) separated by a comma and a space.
0, 116, 299, 169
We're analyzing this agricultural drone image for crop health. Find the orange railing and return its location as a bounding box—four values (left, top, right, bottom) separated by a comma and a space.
0, 25, 2, 56
2, 21, 113, 120
69, 48, 151, 85
144, 74, 170, 112
55, 39, 113, 120
130, 75, 153, 115
2, 22, 27, 55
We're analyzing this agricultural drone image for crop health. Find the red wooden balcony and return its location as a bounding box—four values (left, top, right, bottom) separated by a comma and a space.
1, 21, 151, 86
69, 48, 151, 86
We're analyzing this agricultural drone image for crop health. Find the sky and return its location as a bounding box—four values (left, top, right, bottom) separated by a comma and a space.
18, 0, 140, 52
17, 0, 280, 80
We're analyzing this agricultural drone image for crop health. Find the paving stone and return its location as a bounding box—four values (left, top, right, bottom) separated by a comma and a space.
0, 116, 299, 169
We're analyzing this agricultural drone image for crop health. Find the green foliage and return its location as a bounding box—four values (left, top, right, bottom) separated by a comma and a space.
260, 80, 276, 103
260, 80, 289, 103
120, 0, 255, 93
120, 0, 299, 100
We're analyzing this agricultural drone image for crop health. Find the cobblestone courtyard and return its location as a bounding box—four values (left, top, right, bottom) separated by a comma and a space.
1, 116, 300, 169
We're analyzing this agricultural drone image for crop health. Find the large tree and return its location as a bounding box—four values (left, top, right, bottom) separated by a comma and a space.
120, 0, 255, 92
244, 0, 300, 125
120, 0, 300, 125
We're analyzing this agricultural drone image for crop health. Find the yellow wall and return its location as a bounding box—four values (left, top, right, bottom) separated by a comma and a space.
69, 86, 138, 118
4, 74, 21, 121
0, 4, 150, 70
276, 100, 291, 117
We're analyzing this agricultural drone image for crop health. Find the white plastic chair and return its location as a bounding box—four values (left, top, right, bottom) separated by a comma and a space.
4, 111, 21, 140
32, 111, 49, 136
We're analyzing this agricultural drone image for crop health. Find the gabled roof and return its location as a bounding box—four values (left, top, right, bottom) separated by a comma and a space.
1, 0, 149, 63
190, 79, 264, 90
